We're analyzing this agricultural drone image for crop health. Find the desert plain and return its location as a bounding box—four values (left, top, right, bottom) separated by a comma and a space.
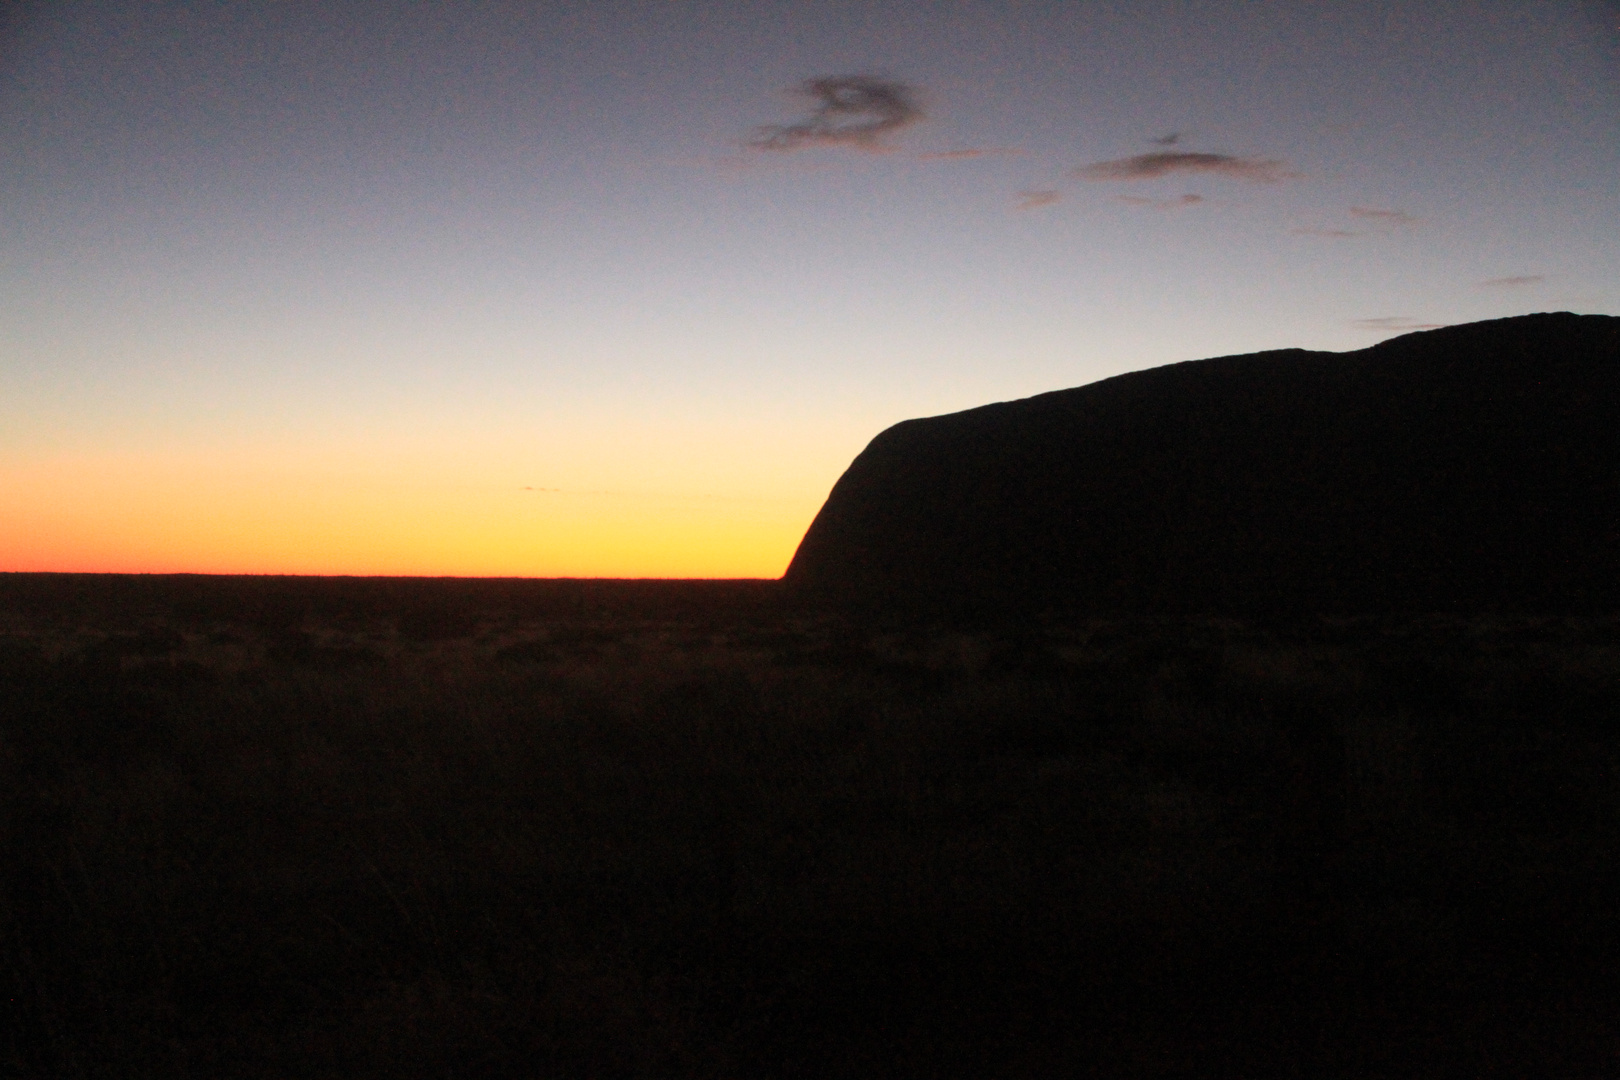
3, 573, 1618, 1076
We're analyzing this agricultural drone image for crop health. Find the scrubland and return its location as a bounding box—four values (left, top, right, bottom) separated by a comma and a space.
2, 576, 1618, 1077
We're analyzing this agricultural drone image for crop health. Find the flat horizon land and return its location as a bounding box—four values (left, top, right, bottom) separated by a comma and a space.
4, 572, 1620, 1077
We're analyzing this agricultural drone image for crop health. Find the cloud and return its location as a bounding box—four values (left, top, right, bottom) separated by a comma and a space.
1013, 190, 1061, 211
1073, 151, 1299, 183
1150, 132, 1183, 146
748, 76, 923, 152
915, 147, 1020, 161
1351, 316, 1449, 331
1118, 193, 1204, 210
1290, 227, 1360, 238
1349, 206, 1420, 225
1479, 275, 1546, 288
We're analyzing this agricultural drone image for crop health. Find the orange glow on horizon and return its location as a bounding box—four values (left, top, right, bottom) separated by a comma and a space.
0, 454, 819, 578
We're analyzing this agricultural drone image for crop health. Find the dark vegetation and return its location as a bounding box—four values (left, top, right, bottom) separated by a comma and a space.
3, 573, 1619, 1076
787, 313, 1620, 615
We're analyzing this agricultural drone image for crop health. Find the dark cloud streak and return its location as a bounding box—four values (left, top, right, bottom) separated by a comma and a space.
1349, 206, 1420, 225
1074, 151, 1298, 183
749, 76, 923, 152
1118, 193, 1204, 209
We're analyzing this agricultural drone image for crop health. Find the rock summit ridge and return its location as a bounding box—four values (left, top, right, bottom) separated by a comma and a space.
785, 312, 1620, 614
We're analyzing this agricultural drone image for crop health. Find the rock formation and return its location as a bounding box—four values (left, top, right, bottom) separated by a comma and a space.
785, 313, 1620, 614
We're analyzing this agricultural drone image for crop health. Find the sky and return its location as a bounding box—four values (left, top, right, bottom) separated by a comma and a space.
3, 0, 1618, 578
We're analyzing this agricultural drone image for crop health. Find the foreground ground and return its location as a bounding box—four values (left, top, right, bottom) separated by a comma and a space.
2, 575, 1618, 1077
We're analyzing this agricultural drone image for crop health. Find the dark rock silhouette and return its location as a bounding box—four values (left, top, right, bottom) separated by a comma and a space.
786, 313, 1620, 614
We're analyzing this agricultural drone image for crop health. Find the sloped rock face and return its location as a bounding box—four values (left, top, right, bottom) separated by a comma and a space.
785, 313, 1620, 615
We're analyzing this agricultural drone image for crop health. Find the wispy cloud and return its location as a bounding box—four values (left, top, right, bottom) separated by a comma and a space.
916, 147, 1020, 161
1290, 227, 1360, 238
1118, 193, 1204, 210
1074, 151, 1299, 183
748, 76, 923, 152
1150, 132, 1183, 146
1478, 275, 1546, 288
1351, 316, 1448, 331
1013, 190, 1061, 211
1349, 206, 1420, 225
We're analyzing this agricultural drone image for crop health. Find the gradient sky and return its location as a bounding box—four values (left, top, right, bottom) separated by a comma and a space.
4, 1, 1618, 577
